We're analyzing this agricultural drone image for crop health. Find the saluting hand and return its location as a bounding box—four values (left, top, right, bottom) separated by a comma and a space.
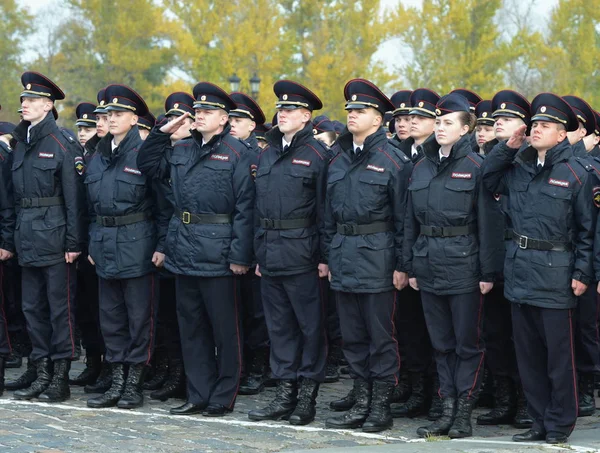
572, 279, 587, 297
506, 124, 527, 150
409, 278, 419, 291
393, 271, 408, 291
479, 282, 493, 295
159, 112, 191, 135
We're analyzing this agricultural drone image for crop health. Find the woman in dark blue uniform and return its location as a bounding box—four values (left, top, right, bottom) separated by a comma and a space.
404, 93, 502, 438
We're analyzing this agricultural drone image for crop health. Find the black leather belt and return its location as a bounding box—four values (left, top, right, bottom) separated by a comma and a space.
337, 221, 393, 236
504, 229, 513, 240
260, 218, 314, 230
97, 212, 151, 227
20, 196, 63, 208
175, 208, 231, 225
512, 231, 572, 252
420, 224, 477, 237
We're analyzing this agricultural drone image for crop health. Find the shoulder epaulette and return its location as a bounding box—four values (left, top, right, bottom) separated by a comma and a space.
574, 156, 594, 172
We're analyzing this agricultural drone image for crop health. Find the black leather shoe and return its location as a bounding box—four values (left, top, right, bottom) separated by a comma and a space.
546, 431, 568, 444
202, 404, 232, 417
170, 401, 208, 415
512, 429, 546, 442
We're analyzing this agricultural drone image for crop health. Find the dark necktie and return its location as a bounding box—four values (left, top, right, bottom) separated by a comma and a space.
537, 163, 543, 174
283, 145, 289, 153
440, 156, 447, 164
355, 147, 361, 154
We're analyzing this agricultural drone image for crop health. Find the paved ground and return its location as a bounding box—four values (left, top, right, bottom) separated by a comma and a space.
2, 361, 599, 453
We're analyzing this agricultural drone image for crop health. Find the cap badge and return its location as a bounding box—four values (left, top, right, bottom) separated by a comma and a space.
400, 103, 405, 108
113, 98, 118, 103
26, 84, 31, 90
500, 103, 506, 109
418, 101, 424, 108
200, 95, 206, 101
83, 114, 88, 119
173, 103, 179, 109
282, 94, 288, 101
351, 94, 357, 101
540, 106, 547, 113
482, 112, 488, 118
100, 100, 105, 106
313, 128, 317, 135
435, 109, 441, 115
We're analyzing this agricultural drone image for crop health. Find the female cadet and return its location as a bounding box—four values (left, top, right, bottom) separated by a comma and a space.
85, 84, 167, 410
404, 93, 501, 438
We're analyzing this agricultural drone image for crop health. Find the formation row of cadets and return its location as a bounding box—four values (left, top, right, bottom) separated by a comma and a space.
0, 71, 598, 446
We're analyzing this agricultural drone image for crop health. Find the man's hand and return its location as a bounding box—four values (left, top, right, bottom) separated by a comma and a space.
318, 263, 329, 278
88, 255, 95, 266
65, 252, 81, 263
231, 263, 249, 275
572, 279, 587, 297
152, 251, 166, 268
0, 249, 13, 261
506, 124, 527, 150
409, 278, 419, 291
393, 271, 408, 291
480, 282, 494, 295
160, 112, 191, 134
255, 264, 261, 277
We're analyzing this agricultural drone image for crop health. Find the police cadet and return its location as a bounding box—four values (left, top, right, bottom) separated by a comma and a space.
84, 85, 165, 410
10, 72, 86, 403
144, 92, 195, 403
137, 82, 255, 417
562, 95, 600, 416
476, 90, 534, 429
227, 91, 271, 395
392, 88, 441, 421
482, 93, 596, 444
404, 93, 501, 439
388, 90, 412, 149
137, 112, 156, 140
0, 116, 16, 394
322, 79, 411, 433
69, 102, 106, 388
474, 100, 495, 154
312, 115, 337, 148
248, 80, 328, 426
254, 123, 270, 150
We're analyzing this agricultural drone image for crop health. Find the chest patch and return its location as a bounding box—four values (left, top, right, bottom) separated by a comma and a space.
593, 186, 600, 208
548, 178, 569, 188
123, 166, 142, 176
210, 154, 230, 162
38, 152, 54, 159
366, 164, 385, 173
292, 159, 311, 167
451, 172, 472, 179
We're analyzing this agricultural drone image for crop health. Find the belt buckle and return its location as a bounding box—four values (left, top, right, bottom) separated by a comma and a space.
182, 211, 191, 224
432, 226, 443, 237
519, 235, 528, 249
103, 217, 115, 227
342, 224, 354, 235
263, 219, 274, 229
21, 199, 31, 208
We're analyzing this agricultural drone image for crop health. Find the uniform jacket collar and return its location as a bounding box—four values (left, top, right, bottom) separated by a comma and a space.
336, 127, 388, 158
515, 139, 572, 169
13, 113, 57, 145
423, 133, 472, 163
266, 122, 314, 154
97, 126, 142, 160
191, 122, 232, 149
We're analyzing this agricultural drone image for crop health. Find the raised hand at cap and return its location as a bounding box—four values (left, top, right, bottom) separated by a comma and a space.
160, 112, 191, 134
507, 124, 527, 150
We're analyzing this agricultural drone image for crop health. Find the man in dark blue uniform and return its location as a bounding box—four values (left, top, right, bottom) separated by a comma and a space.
137, 82, 255, 417
248, 80, 329, 426
323, 79, 412, 433
483, 93, 596, 444
11, 72, 87, 402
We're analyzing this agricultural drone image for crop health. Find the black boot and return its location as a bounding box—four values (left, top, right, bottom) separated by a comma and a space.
13, 358, 52, 400
289, 378, 319, 425
391, 372, 430, 418
5, 357, 36, 390
477, 366, 495, 408
329, 385, 356, 411
391, 370, 411, 404
143, 354, 168, 391
417, 397, 456, 437
362, 380, 394, 432
117, 363, 147, 409
513, 384, 533, 428
477, 376, 517, 425
248, 380, 298, 421
5, 351, 22, 369
84, 360, 112, 394
0, 357, 5, 396
69, 355, 102, 386
39, 359, 71, 402
326, 379, 371, 429
427, 374, 443, 420
150, 358, 186, 401
448, 397, 475, 438
239, 348, 268, 395
578, 372, 596, 417
325, 345, 342, 383
87, 363, 126, 408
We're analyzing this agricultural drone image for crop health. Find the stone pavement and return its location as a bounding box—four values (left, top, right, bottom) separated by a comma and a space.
1, 361, 599, 453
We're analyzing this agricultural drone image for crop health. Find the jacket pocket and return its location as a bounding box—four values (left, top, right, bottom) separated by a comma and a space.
84, 172, 103, 206
116, 222, 156, 271
279, 228, 318, 265
31, 212, 66, 256
408, 179, 430, 214
32, 160, 59, 191
444, 178, 476, 216
537, 185, 571, 221
283, 166, 317, 198
88, 227, 104, 270
411, 236, 429, 278
358, 172, 389, 210
328, 233, 344, 276
203, 160, 233, 193
529, 250, 573, 293
192, 226, 232, 265
114, 172, 147, 204
443, 238, 479, 279
255, 165, 271, 200
356, 232, 394, 279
